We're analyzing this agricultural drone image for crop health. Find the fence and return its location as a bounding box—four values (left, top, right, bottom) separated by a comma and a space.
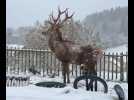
6, 48, 128, 82
6, 75, 30, 87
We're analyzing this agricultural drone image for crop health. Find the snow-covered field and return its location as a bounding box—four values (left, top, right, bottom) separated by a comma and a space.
6, 75, 128, 100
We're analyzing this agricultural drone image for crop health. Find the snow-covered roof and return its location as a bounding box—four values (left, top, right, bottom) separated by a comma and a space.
105, 44, 128, 54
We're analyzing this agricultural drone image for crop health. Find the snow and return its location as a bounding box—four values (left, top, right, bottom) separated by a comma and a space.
6, 44, 128, 100
6, 85, 115, 100
6, 44, 24, 49
104, 44, 128, 54
6, 75, 128, 100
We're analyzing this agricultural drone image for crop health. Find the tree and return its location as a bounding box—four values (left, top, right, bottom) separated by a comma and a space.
24, 22, 48, 49
61, 18, 82, 44
82, 25, 104, 48
24, 19, 104, 49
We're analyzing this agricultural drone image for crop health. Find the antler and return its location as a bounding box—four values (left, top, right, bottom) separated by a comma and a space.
61, 9, 74, 25
56, 7, 68, 23
49, 7, 67, 24
48, 7, 74, 25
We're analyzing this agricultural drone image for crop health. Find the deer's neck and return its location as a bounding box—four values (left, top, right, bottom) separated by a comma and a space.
48, 31, 63, 52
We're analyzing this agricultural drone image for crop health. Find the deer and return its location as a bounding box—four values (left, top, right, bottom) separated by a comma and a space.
42, 7, 103, 84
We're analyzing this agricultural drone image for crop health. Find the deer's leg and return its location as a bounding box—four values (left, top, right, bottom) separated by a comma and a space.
62, 62, 66, 84
89, 63, 97, 91
66, 63, 70, 83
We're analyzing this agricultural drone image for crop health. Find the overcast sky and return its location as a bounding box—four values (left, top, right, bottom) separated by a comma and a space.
6, 0, 128, 29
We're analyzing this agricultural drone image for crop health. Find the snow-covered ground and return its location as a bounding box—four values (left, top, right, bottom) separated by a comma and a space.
6, 75, 128, 100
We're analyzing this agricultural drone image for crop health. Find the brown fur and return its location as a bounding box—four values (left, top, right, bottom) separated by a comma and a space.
42, 8, 103, 83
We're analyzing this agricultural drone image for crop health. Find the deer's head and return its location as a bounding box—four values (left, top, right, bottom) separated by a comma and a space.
42, 7, 74, 36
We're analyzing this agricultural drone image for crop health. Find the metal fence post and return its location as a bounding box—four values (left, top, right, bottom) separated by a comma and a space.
120, 52, 124, 81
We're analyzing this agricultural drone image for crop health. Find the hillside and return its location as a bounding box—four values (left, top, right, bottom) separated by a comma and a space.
83, 6, 128, 47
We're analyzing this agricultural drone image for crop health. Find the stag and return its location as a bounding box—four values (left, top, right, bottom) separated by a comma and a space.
42, 7, 103, 84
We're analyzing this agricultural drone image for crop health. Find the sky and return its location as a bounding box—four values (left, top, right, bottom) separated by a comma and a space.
6, 0, 128, 29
